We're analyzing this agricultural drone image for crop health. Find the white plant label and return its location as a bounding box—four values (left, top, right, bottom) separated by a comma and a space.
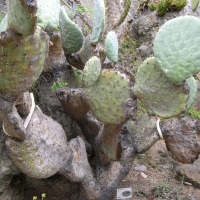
117, 188, 132, 199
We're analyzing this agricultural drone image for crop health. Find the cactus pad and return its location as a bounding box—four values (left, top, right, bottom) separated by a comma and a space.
0, 27, 49, 97
6, 0, 37, 36
59, 7, 83, 53
6, 106, 69, 179
105, 31, 118, 63
125, 113, 159, 153
192, 0, 199, 11
82, 56, 101, 87
186, 77, 197, 112
134, 57, 189, 118
37, 0, 60, 33
91, 0, 105, 45
83, 69, 136, 124
0, 14, 7, 32
79, 35, 92, 63
153, 16, 200, 85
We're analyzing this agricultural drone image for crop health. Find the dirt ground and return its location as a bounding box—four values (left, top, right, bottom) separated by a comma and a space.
23, 156, 200, 200
119, 158, 200, 200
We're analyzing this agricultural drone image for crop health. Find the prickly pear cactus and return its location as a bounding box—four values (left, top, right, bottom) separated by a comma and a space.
134, 57, 189, 118
83, 68, 136, 124
91, 0, 105, 45
0, 14, 7, 32
153, 16, 200, 85
37, 0, 60, 33
6, 0, 37, 36
79, 35, 92, 64
82, 56, 101, 87
192, 0, 199, 11
105, 31, 118, 63
6, 106, 69, 179
59, 7, 83, 53
0, 27, 49, 97
186, 77, 197, 112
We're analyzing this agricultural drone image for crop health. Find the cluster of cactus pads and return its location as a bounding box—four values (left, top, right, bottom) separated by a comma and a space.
135, 16, 200, 118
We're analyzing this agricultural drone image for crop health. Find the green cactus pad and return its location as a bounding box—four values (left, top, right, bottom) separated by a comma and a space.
134, 57, 189, 118
37, 0, 60, 33
186, 77, 197, 112
192, 0, 199, 11
83, 69, 135, 124
153, 16, 200, 85
0, 14, 8, 32
0, 26, 49, 97
91, 0, 105, 45
6, 106, 69, 179
105, 31, 118, 63
59, 7, 83, 53
6, 0, 37, 36
79, 35, 92, 63
82, 56, 101, 87
125, 113, 159, 153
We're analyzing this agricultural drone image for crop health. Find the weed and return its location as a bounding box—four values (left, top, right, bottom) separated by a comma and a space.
152, 175, 192, 200
187, 106, 200, 120
173, 0, 188, 10
149, 2, 157, 11
75, 4, 94, 16
157, 0, 167, 16
33, 197, 37, 200
42, 193, 46, 200
51, 82, 68, 92
0, 12, 5, 23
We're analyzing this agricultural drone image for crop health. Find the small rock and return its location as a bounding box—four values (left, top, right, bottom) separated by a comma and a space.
141, 172, 147, 179
134, 165, 147, 171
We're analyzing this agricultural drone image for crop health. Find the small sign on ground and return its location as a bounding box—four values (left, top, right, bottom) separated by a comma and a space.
117, 188, 132, 199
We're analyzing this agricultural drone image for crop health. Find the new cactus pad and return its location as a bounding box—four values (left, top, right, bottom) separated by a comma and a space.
0, 27, 49, 97
105, 31, 118, 63
186, 77, 197, 112
134, 57, 189, 118
79, 35, 92, 64
37, 0, 60, 33
91, 0, 105, 45
82, 56, 101, 87
59, 7, 83, 53
192, 0, 199, 11
0, 14, 7, 32
83, 69, 136, 124
153, 16, 200, 85
6, 0, 37, 36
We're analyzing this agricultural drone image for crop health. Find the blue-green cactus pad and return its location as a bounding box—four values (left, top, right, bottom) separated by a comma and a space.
59, 7, 83, 53
0, 14, 7, 32
186, 77, 197, 112
91, 0, 105, 45
82, 56, 101, 87
37, 0, 60, 33
105, 31, 118, 63
6, 0, 37, 36
153, 16, 200, 85
134, 57, 189, 118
